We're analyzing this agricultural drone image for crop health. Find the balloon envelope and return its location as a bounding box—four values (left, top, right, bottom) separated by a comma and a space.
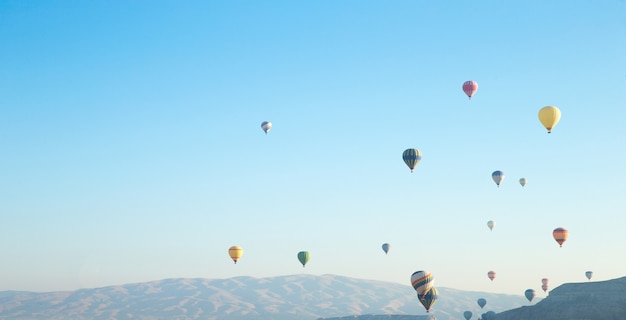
487, 220, 495, 231
477, 298, 487, 308
411, 271, 434, 295
418, 287, 438, 312
538, 106, 561, 133
228, 246, 243, 264
525, 289, 536, 302
492, 171, 505, 187
463, 311, 473, 320
487, 271, 496, 281
541, 283, 549, 293
586, 271, 593, 280
382, 243, 390, 254
297, 251, 310, 267
483, 311, 496, 320
462, 80, 478, 99
519, 177, 527, 187
553, 227, 569, 247
402, 148, 422, 173
261, 121, 272, 134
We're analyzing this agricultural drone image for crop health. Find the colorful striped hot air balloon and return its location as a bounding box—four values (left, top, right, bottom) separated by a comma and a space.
297, 251, 310, 267
487, 271, 496, 281
553, 227, 569, 247
462, 80, 478, 99
402, 148, 422, 173
228, 246, 243, 264
492, 170, 505, 187
417, 287, 439, 312
410, 271, 434, 296
538, 106, 561, 133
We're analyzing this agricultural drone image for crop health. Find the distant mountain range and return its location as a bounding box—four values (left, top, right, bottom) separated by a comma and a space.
0, 274, 527, 320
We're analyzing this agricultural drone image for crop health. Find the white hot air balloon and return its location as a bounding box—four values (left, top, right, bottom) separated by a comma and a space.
519, 178, 527, 187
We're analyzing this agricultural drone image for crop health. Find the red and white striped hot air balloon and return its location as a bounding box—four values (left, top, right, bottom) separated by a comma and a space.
462, 80, 478, 99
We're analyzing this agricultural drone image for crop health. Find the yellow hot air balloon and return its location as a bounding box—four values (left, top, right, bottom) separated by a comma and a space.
538, 106, 561, 133
228, 246, 243, 264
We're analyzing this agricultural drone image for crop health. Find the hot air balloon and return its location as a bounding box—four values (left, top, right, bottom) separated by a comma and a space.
297, 251, 310, 267
538, 106, 561, 133
525, 289, 536, 302
261, 121, 272, 134
519, 177, 527, 187
417, 287, 439, 312
487, 220, 495, 231
462, 80, 478, 99
402, 148, 422, 173
228, 246, 243, 264
585, 271, 593, 280
382, 243, 390, 254
492, 171, 505, 187
487, 271, 496, 281
463, 311, 473, 320
477, 298, 487, 309
553, 227, 569, 247
411, 271, 434, 295
482, 311, 496, 320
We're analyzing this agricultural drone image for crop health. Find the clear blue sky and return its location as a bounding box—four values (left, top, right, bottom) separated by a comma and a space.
1, 0, 625, 301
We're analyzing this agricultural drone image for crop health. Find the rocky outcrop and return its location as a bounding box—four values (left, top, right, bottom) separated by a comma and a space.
495, 276, 626, 320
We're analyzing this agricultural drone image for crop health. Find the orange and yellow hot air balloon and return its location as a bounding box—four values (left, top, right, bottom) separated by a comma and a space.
552, 228, 569, 247
228, 246, 243, 264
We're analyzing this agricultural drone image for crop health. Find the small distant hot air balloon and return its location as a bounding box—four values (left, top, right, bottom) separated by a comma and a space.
228, 246, 243, 264
492, 170, 505, 187
585, 271, 593, 280
552, 227, 569, 247
482, 311, 496, 320
402, 148, 422, 173
487, 271, 496, 281
417, 287, 439, 312
487, 220, 495, 231
477, 298, 487, 309
519, 177, 527, 187
525, 289, 536, 302
411, 271, 434, 296
538, 106, 561, 133
297, 251, 310, 267
462, 80, 478, 99
541, 278, 549, 293
382, 243, 390, 254
261, 121, 272, 134
463, 311, 473, 320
